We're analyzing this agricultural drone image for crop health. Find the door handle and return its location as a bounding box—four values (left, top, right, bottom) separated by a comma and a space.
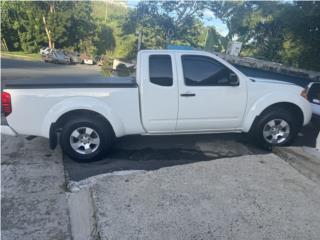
180, 93, 196, 97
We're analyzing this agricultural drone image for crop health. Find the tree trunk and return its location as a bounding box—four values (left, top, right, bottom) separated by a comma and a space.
42, 16, 52, 48
1, 38, 8, 51
105, 0, 108, 22
43, 2, 55, 48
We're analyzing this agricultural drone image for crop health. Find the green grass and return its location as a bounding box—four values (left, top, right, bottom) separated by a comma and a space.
1, 51, 41, 61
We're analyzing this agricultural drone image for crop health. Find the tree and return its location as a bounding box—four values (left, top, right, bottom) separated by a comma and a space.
1, 1, 23, 50
94, 23, 115, 55
90, 1, 135, 59
1, 1, 98, 53
123, 1, 207, 49
1, 1, 46, 52
206, 1, 320, 70
281, 1, 320, 70
204, 27, 227, 52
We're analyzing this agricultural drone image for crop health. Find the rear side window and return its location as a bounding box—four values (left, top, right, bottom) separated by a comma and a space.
182, 55, 234, 86
149, 55, 173, 86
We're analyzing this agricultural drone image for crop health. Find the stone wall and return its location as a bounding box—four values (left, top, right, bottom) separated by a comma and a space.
215, 52, 320, 82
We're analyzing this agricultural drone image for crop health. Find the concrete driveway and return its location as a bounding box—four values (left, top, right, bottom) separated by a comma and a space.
92, 154, 320, 240
2, 133, 320, 240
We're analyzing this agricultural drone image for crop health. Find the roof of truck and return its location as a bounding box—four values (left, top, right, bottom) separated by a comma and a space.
138, 49, 208, 54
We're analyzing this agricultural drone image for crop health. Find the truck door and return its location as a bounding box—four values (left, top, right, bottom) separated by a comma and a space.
176, 53, 247, 131
140, 52, 178, 132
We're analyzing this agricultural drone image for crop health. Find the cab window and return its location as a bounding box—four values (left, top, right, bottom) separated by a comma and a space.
182, 55, 238, 86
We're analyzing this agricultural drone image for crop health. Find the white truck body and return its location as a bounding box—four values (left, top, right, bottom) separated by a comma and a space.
1, 50, 312, 160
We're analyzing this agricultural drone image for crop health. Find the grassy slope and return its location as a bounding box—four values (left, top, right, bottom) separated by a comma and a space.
1, 51, 41, 61
91, 1, 128, 19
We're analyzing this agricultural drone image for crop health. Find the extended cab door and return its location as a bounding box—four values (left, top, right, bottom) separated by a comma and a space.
176, 53, 247, 131
139, 52, 178, 132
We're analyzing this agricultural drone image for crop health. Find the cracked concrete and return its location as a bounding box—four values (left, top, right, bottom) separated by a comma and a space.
273, 146, 320, 184
1, 135, 71, 240
90, 154, 320, 240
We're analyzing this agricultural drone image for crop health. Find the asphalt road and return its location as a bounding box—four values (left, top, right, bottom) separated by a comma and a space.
1, 58, 103, 88
1, 57, 319, 181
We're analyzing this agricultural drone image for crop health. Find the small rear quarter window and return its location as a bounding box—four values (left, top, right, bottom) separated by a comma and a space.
149, 55, 173, 87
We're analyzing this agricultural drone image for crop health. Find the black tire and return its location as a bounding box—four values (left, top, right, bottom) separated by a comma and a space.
60, 116, 114, 162
250, 108, 301, 149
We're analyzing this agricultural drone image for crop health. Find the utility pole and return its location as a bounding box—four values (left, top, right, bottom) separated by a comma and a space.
204, 27, 209, 49
137, 31, 142, 51
104, 0, 108, 22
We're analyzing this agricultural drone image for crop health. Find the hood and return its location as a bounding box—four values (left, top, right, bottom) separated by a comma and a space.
249, 77, 296, 86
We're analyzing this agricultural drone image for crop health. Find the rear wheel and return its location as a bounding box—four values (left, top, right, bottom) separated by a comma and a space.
251, 108, 300, 148
60, 116, 114, 162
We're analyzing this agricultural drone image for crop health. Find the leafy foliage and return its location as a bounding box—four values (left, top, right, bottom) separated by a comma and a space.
1, 1, 113, 56
204, 27, 227, 52
122, 1, 207, 49
206, 1, 320, 70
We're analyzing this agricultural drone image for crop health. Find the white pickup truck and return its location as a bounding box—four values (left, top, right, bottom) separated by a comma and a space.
1, 50, 312, 161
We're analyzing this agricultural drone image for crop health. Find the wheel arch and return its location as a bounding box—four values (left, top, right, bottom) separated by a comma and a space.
49, 109, 117, 149
42, 97, 125, 140
55, 109, 115, 131
243, 101, 305, 133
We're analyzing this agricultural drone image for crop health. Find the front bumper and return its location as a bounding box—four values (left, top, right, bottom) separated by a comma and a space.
1, 125, 17, 136
302, 99, 313, 126
311, 103, 320, 118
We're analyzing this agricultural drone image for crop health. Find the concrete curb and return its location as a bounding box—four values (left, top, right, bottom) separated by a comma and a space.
65, 170, 146, 240
67, 189, 98, 240
66, 170, 146, 192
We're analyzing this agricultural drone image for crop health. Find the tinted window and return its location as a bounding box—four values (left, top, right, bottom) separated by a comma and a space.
182, 55, 236, 86
149, 55, 173, 86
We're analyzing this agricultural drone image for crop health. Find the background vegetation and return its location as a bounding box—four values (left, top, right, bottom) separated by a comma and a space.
1, 1, 319, 71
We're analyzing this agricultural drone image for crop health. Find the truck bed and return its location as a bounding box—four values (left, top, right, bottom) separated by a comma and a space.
3, 77, 137, 89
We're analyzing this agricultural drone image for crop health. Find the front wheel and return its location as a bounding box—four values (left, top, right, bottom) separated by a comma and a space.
60, 116, 114, 162
251, 109, 300, 148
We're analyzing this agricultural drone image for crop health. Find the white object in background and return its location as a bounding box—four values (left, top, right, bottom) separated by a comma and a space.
84, 59, 94, 65
226, 41, 242, 56
317, 132, 320, 151
113, 59, 135, 69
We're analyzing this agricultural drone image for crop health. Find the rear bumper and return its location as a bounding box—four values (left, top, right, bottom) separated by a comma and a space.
1, 125, 17, 136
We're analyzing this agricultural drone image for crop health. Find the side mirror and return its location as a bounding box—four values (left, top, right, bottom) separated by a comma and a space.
229, 72, 239, 86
